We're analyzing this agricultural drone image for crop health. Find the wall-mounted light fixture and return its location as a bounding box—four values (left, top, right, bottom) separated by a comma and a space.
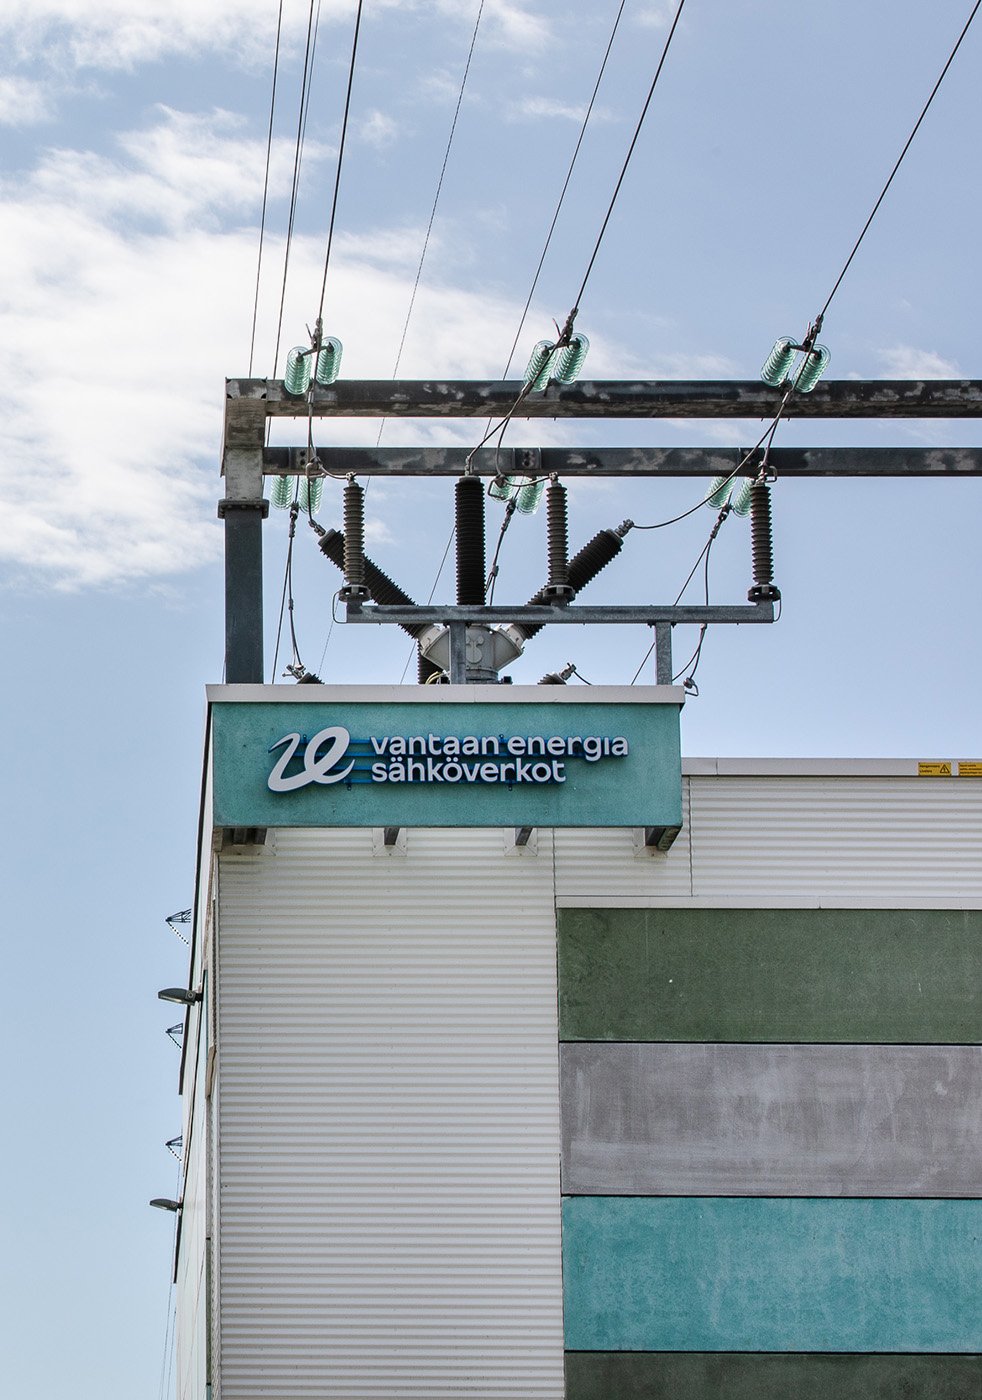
149, 1198, 183, 1212
157, 987, 202, 1006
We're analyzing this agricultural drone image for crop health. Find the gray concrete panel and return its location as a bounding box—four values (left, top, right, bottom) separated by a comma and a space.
561, 1043, 982, 1197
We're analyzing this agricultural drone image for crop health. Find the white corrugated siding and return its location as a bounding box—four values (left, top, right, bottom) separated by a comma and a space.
217, 828, 564, 1400
175, 997, 208, 1400
555, 775, 982, 907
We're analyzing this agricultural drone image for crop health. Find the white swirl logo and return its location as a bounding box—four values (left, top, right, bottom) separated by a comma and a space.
268, 726, 354, 792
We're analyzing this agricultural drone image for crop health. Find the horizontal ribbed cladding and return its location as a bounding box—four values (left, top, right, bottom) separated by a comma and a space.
689, 777, 982, 905
558, 908, 982, 1042
561, 1043, 982, 1197
565, 1352, 982, 1400
562, 1197, 982, 1353
553, 776, 982, 908
217, 828, 564, 1400
554, 782, 693, 905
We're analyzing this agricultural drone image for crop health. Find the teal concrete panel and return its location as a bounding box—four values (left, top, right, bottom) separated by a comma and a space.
564, 1352, 982, 1400
211, 698, 682, 829
562, 1197, 982, 1353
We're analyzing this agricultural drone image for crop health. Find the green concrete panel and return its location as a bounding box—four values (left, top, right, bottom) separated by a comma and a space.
565, 1352, 982, 1400
558, 908, 982, 1042
562, 1197, 982, 1353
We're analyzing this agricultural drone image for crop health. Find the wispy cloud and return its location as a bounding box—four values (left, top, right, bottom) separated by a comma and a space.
0, 0, 349, 70
878, 345, 962, 379
513, 95, 614, 124
637, 4, 676, 28
359, 109, 398, 149
0, 105, 631, 591
0, 0, 548, 72
0, 76, 53, 125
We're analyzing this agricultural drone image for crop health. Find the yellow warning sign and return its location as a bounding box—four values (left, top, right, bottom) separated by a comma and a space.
957, 762, 982, 777
918, 761, 953, 776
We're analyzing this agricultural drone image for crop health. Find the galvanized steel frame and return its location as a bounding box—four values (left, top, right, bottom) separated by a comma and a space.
221, 376, 982, 682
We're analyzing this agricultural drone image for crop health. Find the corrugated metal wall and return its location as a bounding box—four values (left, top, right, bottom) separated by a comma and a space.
207, 769, 982, 1399
175, 990, 209, 1400
216, 828, 565, 1400
555, 772, 982, 907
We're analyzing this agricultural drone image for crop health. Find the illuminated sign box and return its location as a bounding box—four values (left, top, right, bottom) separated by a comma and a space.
209, 684, 684, 830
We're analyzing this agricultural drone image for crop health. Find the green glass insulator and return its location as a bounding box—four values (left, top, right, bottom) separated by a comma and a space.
760, 337, 797, 387
515, 477, 546, 514
792, 343, 830, 394
488, 476, 515, 503
284, 346, 312, 395
314, 337, 342, 385
297, 475, 324, 515
729, 477, 755, 517
524, 341, 557, 392
705, 475, 734, 509
271, 475, 296, 509
553, 333, 590, 385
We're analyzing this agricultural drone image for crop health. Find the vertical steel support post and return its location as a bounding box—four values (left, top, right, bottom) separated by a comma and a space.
654, 622, 673, 685
448, 623, 468, 684
221, 398, 268, 683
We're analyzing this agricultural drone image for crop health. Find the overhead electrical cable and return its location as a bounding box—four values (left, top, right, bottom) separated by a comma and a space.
622, 1, 980, 686
471, 0, 686, 473
475, 0, 627, 595
379, 0, 486, 450
497, 0, 626, 384
248, 0, 285, 376
316, 0, 365, 325
397, 527, 456, 683
270, 0, 319, 380
819, 0, 981, 320
629, 501, 725, 685
571, 0, 686, 314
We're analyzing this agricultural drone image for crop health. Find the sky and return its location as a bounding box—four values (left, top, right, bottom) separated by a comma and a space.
1, 1, 981, 1396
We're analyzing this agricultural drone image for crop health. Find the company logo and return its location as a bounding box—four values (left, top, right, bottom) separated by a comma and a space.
268, 727, 355, 791
267, 724, 629, 793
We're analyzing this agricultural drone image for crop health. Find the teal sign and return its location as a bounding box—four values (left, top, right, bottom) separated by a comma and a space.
211, 692, 682, 829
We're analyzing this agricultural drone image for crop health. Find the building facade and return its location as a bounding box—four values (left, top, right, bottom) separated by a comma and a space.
172, 686, 982, 1400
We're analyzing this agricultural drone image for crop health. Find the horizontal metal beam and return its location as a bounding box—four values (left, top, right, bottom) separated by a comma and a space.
344, 603, 775, 626
262, 445, 982, 478
226, 378, 982, 434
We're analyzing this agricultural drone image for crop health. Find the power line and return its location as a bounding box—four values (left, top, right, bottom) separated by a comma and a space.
270, 0, 319, 380
248, 0, 285, 377
572, 0, 686, 313
498, 0, 626, 383
317, 0, 365, 325
382, 0, 485, 411
473, 0, 686, 583
820, 0, 981, 320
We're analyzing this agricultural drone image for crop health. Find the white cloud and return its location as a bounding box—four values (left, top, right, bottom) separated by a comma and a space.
428, 0, 549, 51
878, 345, 962, 379
0, 0, 353, 70
637, 5, 676, 27
0, 0, 547, 71
0, 104, 640, 591
0, 76, 53, 125
513, 96, 614, 124
483, 1, 549, 50
359, 109, 398, 149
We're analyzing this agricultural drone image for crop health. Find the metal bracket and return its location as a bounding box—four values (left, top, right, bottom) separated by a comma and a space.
217, 498, 270, 518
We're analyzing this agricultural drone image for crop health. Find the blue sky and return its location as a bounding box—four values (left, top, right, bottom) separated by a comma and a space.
1, 2, 980, 1396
